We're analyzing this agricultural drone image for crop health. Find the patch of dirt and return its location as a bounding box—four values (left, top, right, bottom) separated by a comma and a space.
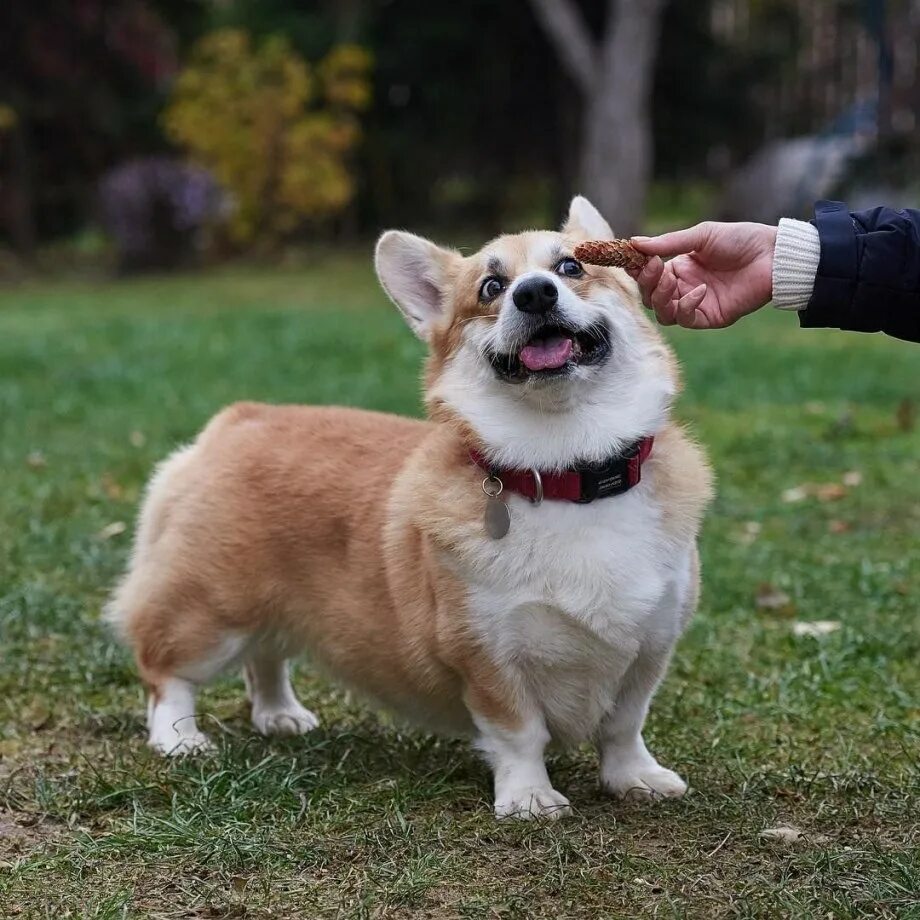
0, 809, 62, 860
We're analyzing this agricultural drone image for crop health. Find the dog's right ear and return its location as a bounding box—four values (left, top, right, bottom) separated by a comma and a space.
375, 231, 458, 340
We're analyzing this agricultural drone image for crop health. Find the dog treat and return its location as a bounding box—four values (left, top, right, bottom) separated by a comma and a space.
574, 239, 649, 272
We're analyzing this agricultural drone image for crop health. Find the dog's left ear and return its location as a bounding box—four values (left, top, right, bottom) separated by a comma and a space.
375, 231, 458, 341
562, 195, 614, 241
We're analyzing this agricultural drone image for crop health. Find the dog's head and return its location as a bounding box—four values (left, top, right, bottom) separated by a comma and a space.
375, 197, 679, 468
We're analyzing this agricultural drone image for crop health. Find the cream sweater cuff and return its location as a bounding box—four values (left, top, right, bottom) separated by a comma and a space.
771, 218, 820, 311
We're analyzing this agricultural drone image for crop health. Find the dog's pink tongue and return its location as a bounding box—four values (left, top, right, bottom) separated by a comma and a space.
519, 335, 574, 371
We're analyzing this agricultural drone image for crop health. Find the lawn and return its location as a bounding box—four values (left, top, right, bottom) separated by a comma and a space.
1, 255, 918, 919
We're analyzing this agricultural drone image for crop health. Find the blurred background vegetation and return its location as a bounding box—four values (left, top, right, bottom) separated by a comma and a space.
2, 0, 920, 274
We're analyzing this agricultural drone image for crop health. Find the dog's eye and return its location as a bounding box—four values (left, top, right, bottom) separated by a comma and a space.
556, 257, 584, 278
479, 277, 505, 301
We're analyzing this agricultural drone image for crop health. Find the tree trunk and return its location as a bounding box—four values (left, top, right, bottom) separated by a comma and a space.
580, 0, 664, 236
529, 0, 665, 235
6, 120, 37, 256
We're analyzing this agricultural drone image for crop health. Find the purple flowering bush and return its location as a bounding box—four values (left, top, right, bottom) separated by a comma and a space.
99, 158, 230, 272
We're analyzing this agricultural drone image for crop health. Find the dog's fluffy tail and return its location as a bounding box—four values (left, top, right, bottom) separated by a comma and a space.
104, 443, 196, 641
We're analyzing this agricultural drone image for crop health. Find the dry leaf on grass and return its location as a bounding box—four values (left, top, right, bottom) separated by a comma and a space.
26, 451, 46, 470
760, 824, 830, 845
782, 475, 858, 504
782, 485, 809, 503
738, 521, 762, 545
756, 583, 793, 613
129, 429, 146, 447
815, 483, 847, 502
792, 620, 840, 637
22, 703, 52, 730
100, 473, 124, 501
97, 521, 127, 541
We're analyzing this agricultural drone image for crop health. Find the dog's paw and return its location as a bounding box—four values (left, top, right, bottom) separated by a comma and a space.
252, 702, 320, 737
494, 785, 572, 820
602, 762, 687, 801
149, 732, 216, 757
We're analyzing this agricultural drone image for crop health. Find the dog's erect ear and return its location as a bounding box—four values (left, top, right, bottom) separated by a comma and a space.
562, 195, 614, 241
375, 231, 458, 340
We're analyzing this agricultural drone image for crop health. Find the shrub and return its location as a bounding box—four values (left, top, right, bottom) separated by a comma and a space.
99, 157, 227, 273
162, 30, 371, 246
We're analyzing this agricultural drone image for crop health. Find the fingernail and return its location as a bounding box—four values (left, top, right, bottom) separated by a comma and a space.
631, 236, 651, 243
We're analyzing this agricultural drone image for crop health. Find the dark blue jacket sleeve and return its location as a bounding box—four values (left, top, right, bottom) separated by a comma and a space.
802, 200, 920, 343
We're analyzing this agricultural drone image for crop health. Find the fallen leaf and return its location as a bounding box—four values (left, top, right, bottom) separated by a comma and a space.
737, 521, 761, 545
129, 430, 146, 447
756, 583, 792, 610
792, 620, 841, 637
26, 451, 46, 469
815, 483, 847, 502
782, 485, 809, 503
100, 473, 124, 500
760, 824, 830, 845
0, 738, 24, 758
804, 401, 826, 415
23, 703, 52, 730
97, 521, 127, 541
842, 470, 862, 487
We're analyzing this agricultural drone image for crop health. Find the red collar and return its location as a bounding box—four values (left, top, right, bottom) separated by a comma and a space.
469, 437, 654, 504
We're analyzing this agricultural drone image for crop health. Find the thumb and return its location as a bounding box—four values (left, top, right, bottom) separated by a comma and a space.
631, 223, 711, 258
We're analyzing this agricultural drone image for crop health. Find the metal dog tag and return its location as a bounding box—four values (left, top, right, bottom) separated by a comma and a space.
482, 475, 510, 539
485, 496, 511, 539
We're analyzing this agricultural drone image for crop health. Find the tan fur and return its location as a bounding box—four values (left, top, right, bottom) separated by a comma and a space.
110, 205, 713, 812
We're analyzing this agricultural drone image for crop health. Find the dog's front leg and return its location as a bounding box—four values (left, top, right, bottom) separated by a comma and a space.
596, 640, 688, 801
467, 686, 570, 820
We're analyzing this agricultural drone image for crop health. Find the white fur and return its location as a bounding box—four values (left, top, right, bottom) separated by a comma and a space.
245, 654, 320, 736
425, 200, 693, 813
431, 244, 675, 470
454, 486, 695, 812
375, 231, 454, 340
148, 677, 215, 755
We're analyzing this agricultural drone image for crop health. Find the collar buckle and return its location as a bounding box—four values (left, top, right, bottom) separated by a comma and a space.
576, 441, 641, 503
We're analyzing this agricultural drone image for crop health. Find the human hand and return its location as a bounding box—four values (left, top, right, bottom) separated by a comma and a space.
627, 222, 778, 329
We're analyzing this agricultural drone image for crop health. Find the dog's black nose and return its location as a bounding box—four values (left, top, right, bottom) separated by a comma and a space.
513, 277, 558, 314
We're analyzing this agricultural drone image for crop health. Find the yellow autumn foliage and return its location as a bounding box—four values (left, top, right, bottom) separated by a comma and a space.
163, 30, 371, 244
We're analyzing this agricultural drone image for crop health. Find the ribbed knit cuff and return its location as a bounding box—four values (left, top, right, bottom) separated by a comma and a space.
772, 218, 820, 311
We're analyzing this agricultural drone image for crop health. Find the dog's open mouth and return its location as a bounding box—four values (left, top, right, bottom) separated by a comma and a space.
488, 322, 611, 382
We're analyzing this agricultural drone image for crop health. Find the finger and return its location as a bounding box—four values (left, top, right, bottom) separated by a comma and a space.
634, 256, 663, 307
654, 298, 679, 326
650, 267, 679, 314
675, 284, 708, 329
630, 223, 712, 258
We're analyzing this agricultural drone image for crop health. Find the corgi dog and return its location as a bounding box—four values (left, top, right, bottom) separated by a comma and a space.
107, 197, 712, 819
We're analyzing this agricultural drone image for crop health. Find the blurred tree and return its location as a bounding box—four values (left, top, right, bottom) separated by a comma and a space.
162, 30, 371, 246
529, 0, 666, 235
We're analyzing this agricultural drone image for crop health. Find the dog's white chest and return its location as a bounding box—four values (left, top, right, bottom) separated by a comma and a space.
463, 488, 689, 740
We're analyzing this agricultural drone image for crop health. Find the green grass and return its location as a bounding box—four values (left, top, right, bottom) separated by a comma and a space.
1, 256, 918, 919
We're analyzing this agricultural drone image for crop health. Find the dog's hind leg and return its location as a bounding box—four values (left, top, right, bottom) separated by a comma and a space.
148, 677, 213, 756
244, 653, 319, 737
146, 632, 248, 756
